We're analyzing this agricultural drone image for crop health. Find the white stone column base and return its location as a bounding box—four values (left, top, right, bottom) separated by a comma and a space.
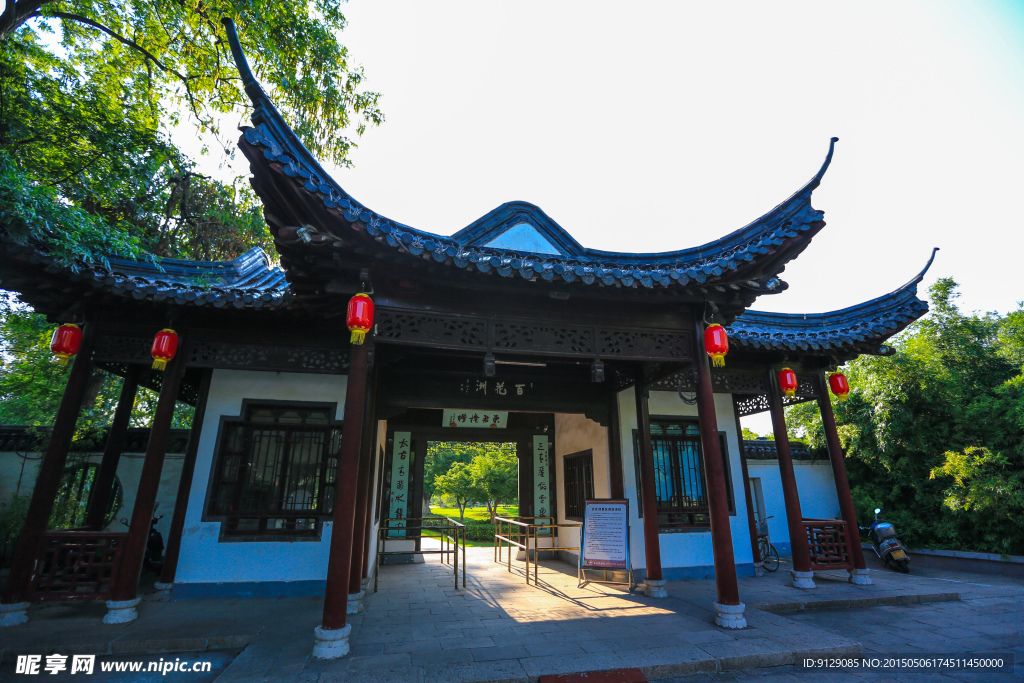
347, 590, 365, 614
103, 597, 141, 624
714, 602, 747, 629
312, 623, 352, 659
791, 570, 816, 589
0, 602, 29, 627
753, 561, 766, 577
848, 568, 873, 585
642, 578, 668, 598
152, 582, 173, 601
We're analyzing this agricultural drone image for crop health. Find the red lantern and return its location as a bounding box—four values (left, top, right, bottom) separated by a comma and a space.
151, 329, 179, 371
704, 324, 728, 367
829, 372, 850, 401
778, 367, 798, 398
50, 323, 83, 366
347, 293, 374, 345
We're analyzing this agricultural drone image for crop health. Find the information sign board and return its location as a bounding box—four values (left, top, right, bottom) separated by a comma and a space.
579, 499, 630, 571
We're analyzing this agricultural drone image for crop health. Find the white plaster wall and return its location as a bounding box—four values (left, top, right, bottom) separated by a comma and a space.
175, 369, 348, 585
363, 418, 387, 575
618, 389, 754, 570
0, 450, 182, 541
552, 413, 610, 551
746, 458, 840, 551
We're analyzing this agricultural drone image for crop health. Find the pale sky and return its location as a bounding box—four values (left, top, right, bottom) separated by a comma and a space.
310, 1, 1024, 435
179, 1, 1024, 317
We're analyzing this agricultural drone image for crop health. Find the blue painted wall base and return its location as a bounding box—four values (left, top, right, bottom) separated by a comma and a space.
634, 563, 756, 584
172, 580, 327, 600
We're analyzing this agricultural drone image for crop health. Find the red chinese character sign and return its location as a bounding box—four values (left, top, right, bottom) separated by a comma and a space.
388, 431, 411, 537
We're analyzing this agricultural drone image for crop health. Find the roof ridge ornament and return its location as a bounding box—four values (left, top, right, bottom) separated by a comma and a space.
222, 18, 267, 109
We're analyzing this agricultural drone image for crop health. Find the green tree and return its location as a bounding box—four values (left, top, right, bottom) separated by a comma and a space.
0, 293, 193, 430
424, 442, 480, 505
1, 1, 382, 264
470, 446, 518, 522
785, 278, 1024, 554
433, 462, 483, 521
0, 0, 378, 431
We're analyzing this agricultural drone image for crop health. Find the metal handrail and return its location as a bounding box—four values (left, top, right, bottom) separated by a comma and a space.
493, 516, 531, 574
375, 517, 466, 592
493, 516, 582, 586
528, 523, 580, 586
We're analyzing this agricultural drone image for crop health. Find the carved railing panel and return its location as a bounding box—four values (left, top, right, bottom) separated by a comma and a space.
93, 334, 152, 364
30, 531, 127, 602
186, 341, 348, 373
598, 329, 690, 360
376, 311, 486, 347
375, 309, 692, 362
803, 519, 853, 571
493, 323, 594, 354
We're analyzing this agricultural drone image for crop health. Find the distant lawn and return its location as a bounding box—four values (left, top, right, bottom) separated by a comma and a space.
423, 506, 519, 547
428, 506, 518, 522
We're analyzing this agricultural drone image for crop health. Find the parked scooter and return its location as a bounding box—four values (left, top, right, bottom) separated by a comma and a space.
119, 505, 165, 573
861, 507, 909, 572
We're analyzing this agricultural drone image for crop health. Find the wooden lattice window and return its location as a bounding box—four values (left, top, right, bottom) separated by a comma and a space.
563, 450, 594, 521
208, 403, 340, 538
634, 421, 735, 530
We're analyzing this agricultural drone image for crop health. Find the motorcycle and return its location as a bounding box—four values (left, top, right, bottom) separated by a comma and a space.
861, 507, 909, 572
119, 507, 165, 573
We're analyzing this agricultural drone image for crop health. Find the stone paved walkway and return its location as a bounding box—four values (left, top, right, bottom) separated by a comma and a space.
4, 546, 1006, 682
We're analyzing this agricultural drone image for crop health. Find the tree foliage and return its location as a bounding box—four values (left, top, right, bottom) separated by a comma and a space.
786, 279, 1024, 555
0, 0, 379, 431
0, 0, 382, 264
433, 462, 482, 522
471, 447, 518, 522
0, 293, 194, 430
428, 441, 519, 521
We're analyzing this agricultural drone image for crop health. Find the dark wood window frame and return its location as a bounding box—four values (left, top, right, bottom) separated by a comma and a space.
563, 449, 594, 521
204, 399, 341, 541
633, 419, 735, 530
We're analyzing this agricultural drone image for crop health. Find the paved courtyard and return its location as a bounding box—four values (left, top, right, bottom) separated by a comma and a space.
6, 543, 1020, 682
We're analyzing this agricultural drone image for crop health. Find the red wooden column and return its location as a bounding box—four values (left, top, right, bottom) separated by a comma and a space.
1, 323, 98, 626
765, 369, 815, 589
85, 366, 142, 530
158, 368, 213, 591
692, 321, 745, 628
731, 400, 762, 574
106, 331, 188, 624
633, 379, 665, 597
315, 340, 370, 659
815, 370, 871, 585
348, 345, 377, 602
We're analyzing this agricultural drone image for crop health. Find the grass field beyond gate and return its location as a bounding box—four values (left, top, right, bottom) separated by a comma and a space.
422, 506, 518, 547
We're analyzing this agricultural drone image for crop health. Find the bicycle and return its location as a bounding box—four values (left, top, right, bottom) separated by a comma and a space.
756, 515, 780, 572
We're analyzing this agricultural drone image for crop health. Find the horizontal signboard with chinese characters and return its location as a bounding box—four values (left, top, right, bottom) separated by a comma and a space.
442, 409, 508, 429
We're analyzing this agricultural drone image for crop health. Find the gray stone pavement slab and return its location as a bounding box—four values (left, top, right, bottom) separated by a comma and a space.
9, 545, 1022, 681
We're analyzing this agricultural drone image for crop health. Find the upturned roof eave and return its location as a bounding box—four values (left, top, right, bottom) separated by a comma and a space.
223, 19, 835, 292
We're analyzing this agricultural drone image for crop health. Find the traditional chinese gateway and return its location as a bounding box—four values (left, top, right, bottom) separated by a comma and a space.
0, 20, 935, 658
